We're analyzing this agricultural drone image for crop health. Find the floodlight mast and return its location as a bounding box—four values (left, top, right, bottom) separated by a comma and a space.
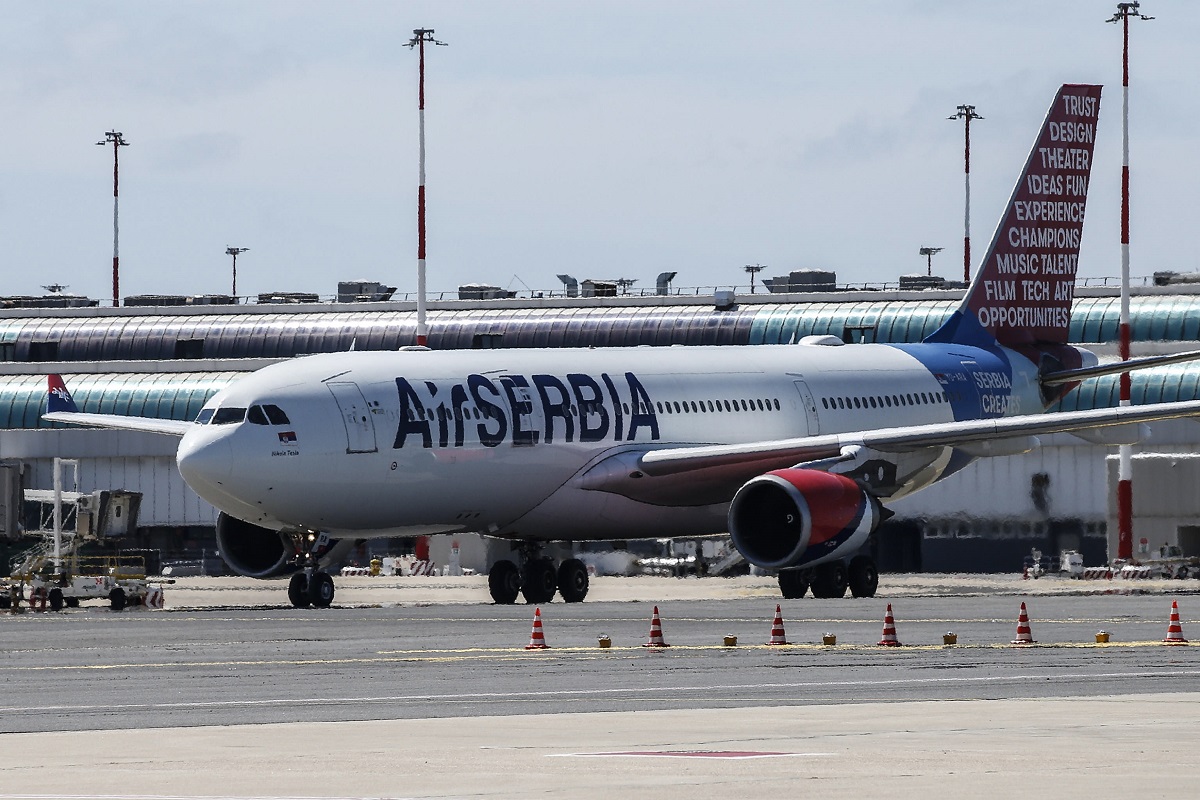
1107, 1, 1154, 562
96, 130, 129, 307
948, 105, 983, 283
226, 247, 250, 298
743, 264, 766, 294
918, 246, 943, 277
405, 28, 447, 348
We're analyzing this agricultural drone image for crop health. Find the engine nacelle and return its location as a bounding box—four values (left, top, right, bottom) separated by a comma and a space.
728, 469, 882, 570
215, 513, 295, 578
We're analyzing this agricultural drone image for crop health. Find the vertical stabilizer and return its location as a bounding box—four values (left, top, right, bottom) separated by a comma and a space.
47, 374, 79, 414
927, 84, 1102, 348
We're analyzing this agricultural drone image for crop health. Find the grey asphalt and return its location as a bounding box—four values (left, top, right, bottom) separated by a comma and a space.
2, 585, 1200, 796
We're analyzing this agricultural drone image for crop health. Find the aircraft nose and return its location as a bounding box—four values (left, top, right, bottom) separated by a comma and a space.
177, 433, 234, 495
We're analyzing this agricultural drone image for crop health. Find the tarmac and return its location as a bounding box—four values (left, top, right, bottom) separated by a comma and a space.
2, 573, 1199, 799
159, 570, 1196, 607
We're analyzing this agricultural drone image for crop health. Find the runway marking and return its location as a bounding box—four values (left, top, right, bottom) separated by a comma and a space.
0, 795, 413, 800
551, 750, 836, 759
2, 669, 1198, 718
1, 639, 1196, 674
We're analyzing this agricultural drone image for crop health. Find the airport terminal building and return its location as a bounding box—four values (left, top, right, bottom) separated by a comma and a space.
4, 281, 1200, 574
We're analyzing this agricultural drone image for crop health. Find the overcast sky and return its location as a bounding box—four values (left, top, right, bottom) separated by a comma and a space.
2, 1, 1197, 302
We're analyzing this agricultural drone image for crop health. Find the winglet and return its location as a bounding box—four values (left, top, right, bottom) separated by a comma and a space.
47, 374, 80, 414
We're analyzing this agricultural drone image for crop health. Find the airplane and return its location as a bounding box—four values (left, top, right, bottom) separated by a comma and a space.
44, 83, 1200, 608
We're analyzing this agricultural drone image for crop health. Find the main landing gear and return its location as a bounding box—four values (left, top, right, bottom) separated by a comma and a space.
488, 546, 589, 605
778, 555, 878, 599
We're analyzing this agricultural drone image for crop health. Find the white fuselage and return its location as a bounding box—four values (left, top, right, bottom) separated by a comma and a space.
176, 342, 1046, 541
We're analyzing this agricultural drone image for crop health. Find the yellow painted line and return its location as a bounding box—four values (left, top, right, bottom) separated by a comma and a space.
5, 639, 1194, 673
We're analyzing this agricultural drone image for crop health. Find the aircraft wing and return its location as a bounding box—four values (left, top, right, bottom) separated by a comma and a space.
42, 374, 192, 436
43, 411, 193, 436
636, 400, 1200, 477
1041, 350, 1200, 386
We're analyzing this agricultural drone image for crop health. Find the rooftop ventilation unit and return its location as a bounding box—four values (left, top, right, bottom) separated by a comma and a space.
656, 271, 677, 296
258, 292, 320, 304
557, 274, 579, 298
457, 284, 516, 300
337, 280, 397, 303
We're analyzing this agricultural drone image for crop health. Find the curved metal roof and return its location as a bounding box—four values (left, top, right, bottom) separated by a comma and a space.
3, 295, 1200, 363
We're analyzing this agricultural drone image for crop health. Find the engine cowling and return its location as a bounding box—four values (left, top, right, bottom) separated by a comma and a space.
215, 513, 295, 578
728, 469, 882, 570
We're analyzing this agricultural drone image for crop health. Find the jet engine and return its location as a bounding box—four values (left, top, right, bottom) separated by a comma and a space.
215, 513, 295, 578
727, 469, 882, 570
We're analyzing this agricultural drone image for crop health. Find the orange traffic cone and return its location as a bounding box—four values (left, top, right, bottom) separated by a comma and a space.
642, 605, 670, 647
1011, 602, 1036, 644
525, 607, 550, 650
767, 604, 788, 645
1163, 600, 1188, 645
877, 604, 901, 646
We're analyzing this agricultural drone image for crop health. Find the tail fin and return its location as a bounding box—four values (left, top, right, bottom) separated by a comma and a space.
926, 84, 1102, 348
47, 374, 79, 414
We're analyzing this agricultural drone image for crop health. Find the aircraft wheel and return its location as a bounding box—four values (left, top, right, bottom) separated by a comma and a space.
810, 561, 849, 599
308, 572, 335, 608
778, 569, 809, 599
488, 560, 521, 604
48, 588, 64, 611
848, 556, 879, 598
109, 587, 127, 611
521, 558, 557, 605
557, 558, 589, 603
288, 572, 312, 608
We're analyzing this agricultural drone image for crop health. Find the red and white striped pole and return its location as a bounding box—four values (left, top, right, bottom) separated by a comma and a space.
1108, 3, 1152, 562
949, 105, 983, 284
96, 130, 129, 307
406, 28, 446, 348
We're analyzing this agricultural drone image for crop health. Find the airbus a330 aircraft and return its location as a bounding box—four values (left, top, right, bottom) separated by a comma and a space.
45, 84, 1200, 608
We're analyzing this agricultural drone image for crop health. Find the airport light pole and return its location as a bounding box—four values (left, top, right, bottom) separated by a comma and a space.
948, 105, 983, 284
919, 246, 944, 277
96, 130, 129, 307
226, 247, 250, 299
1108, 2, 1153, 562
744, 264, 766, 294
405, 28, 447, 347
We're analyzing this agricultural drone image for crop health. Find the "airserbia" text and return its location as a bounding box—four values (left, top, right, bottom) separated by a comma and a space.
393, 372, 661, 449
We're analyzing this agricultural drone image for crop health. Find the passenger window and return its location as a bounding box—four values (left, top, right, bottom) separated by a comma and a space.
773, 399, 780, 410
211, 407, 246, 425
247, 405, 270, 425
264, 404, 291, 425
195, 408, 215, 424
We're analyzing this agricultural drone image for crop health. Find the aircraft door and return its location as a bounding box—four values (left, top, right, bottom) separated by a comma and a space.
792, 379, 821, 435
327, 381, 378, 453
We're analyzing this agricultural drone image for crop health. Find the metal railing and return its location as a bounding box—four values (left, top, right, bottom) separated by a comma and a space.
17, 274, 1176, 309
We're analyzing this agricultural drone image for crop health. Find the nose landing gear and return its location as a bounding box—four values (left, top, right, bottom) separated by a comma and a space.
285, 531, 340, 609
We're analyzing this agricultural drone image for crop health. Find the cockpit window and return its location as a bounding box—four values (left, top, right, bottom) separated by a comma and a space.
247, 405, 270, 425
195, 408, 215, 425
211, 407, 247, 425
263, 404, 291, 425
